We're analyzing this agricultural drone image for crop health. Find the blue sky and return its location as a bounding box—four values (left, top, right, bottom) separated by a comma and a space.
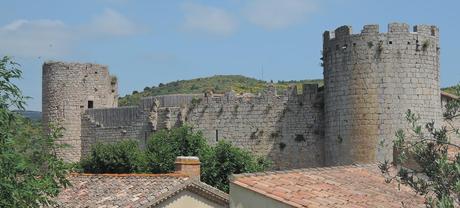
1, 0, 459, 111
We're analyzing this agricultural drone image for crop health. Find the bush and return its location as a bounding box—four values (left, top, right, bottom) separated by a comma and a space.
81, 125, 271, 193
146, 125, 271, 192
145, 125, 209, 173
81, 140, 146, 174
201, 141, 271, 192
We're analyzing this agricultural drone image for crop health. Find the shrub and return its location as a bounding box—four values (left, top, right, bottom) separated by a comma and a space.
145, 125, 209, 173
146, 125, 271, 192
81, 140, 146, 174
201, 141, 271, 192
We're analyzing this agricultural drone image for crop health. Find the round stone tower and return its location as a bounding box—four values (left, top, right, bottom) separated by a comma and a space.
322, 23, 441, 165
42, 61, 118, 162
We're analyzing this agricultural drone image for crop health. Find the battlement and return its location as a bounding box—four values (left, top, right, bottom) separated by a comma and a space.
323, 23, 439, 41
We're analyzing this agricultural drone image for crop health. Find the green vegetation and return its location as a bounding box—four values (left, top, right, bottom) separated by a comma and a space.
81, 140, 147, 174
81, 125, 271, 192
0, 56, 70, 207
118, 75, 324, 106
379, 84, 460, 207
442, 85, 460, 96
145, 125, 209, 173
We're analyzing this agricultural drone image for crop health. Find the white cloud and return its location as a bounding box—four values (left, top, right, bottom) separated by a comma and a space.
244, 0, 317, 30
0, 19, 74, 57
182, 3, 237, 36
85, 8, 143, 37
0, 9, 143, 58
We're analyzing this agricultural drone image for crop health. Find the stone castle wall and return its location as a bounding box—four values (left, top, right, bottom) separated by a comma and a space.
80, 85, 324, 169
43, 22, 451, 169
186, 85, 324, 169
42, 62, 118, 162
323, 23, 441, 165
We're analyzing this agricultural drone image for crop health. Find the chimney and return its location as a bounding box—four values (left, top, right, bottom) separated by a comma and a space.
175, 156, 201, 180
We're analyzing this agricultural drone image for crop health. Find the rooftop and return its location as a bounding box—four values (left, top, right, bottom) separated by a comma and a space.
56, 173, 229, 207
231, 164, 425, 208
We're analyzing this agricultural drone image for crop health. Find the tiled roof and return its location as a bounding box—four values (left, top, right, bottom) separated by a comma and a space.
56, 173, 229, 208
231, 164, 425, 208
441, 91, 459, 100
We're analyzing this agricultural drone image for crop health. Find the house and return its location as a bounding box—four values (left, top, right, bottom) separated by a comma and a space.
229, 164, 425, 208
56, 157, 229, 208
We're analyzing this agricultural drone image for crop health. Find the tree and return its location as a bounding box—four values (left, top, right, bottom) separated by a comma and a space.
201, 141, 271, 192
380, 84, 460, 207
80, 140, 147, 174
145, 125, 209, 173
0, 56, 70, 207
82, 125, 272, 193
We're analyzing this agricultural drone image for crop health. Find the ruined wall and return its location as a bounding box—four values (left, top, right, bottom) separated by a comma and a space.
323, 23, 441, 165
42, 61, 118, 162
79, 85, 324, 169
80, 107, 150, 157
186, 85, 324, 169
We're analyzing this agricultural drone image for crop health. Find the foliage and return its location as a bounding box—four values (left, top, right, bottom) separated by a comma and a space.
145, 125, 209, 173
118, 75, 324, 106
442, 86, 460, 96
83, 125, 271, 192
201, 141, 271, 192
81, 140, 147, 174
379, 84, 460, 207
0, 56, 70, 207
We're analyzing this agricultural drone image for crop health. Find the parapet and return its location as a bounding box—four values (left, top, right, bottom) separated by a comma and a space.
323, 23, 439, 40
43, 61, 109, 71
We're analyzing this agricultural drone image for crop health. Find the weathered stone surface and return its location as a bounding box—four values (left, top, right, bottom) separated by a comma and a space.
42, 61, 118, 162
42, 23, 456, 170
323, 23, 441, 165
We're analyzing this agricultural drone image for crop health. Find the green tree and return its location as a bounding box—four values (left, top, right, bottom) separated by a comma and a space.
81, 140, 146, 174
145, 125, 271, 192
145, 125, 209, 173
0, 56, 70, 207
201, 141, 271, 192
380, 84, 460, 207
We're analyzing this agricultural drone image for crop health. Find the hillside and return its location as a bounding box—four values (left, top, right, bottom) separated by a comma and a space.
118, 75, 324, 106
441, 85, 459, 96
14, 110, 42, 122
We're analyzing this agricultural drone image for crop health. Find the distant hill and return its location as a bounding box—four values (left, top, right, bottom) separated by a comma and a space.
14, 110, 42, 121
118, 75, 324, 106
441, 85, 459, 96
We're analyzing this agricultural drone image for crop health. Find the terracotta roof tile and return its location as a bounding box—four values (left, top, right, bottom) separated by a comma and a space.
231, 164, 425, 208
55, 173, 229, 207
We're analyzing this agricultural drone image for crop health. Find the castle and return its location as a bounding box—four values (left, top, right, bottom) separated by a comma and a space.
42, 23, 457, 169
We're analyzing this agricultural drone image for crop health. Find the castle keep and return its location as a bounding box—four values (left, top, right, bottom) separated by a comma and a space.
43, 23, 449, 169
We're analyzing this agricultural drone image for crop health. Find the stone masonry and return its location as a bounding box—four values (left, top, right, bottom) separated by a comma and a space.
42, 62, 118, 162
42, 23, 457, 169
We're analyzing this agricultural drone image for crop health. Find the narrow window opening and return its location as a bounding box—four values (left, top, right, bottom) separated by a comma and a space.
88, 100, 94, 109
95, 71, 98, 74
215, 130, 219, 142
389, 41, 393, 44
407, 41, 411, 45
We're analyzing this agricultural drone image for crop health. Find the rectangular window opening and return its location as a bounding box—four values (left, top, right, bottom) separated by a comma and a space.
88, 100, 94, 109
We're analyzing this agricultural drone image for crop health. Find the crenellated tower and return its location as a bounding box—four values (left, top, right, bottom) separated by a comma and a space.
42, 61, 118, 162
322, 23, 442, 165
